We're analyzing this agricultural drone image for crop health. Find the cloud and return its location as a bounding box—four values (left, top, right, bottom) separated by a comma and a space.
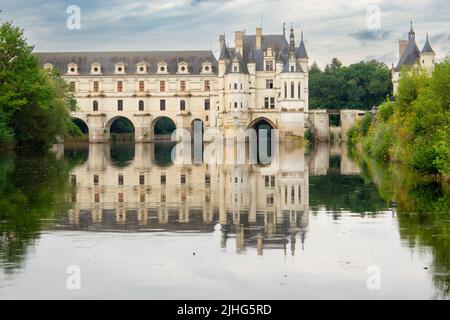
348, 29, 391, 42
1, 0, 450, 66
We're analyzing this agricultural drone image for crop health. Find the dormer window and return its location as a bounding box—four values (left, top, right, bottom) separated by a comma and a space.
43, 63, 53, 71
202, 62, 212, 74
177, 62, 189, 74
157, 62, 168, 74
67, 63, 78, 75
115, 63, 126, 74
265, 60, 274, 71
90, 63, 102, 75
232, 62, 239, 73
136, 62, 147, 74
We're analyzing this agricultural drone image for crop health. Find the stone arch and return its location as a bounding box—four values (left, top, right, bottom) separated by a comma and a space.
105, 115, 136, 141
72, 117, 89, 135
151, 116, 177, 141
248, 117, 277, 163
248, 117, 277, 130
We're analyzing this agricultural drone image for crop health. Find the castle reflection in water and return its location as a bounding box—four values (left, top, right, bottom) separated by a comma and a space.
59, 142, 360, 256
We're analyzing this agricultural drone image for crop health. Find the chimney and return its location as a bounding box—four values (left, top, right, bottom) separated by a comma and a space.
219, 34, 225, 49
235, 31, 244, 56
256, 27, 262, 49
399, 40, 407, 58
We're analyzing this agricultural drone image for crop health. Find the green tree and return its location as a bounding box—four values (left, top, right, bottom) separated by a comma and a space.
0, 21, 74, 148
309, 59, 392, 110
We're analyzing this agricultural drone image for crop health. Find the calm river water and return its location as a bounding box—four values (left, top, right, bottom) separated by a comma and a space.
0, 142, 448, 299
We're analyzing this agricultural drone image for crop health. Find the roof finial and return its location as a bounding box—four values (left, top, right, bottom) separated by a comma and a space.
283, 22, 286, 37
301, 30, 304, 41
289, 23, 295, 52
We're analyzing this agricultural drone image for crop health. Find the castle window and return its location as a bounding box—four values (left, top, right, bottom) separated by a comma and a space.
204, 80, 210, 92
181, 174, 186, 184
202, 62, 212, 74
115, 63, 125, 74
117, 81, 123, 92
180, 80, 186, 92
160, 99, 166, 111
204, 99, 210, 110
264, 97, 269, 109
93, 81, 99, 92
160, 81, 165, 92
93, 175, 99, 185
284, 82, 287, 98
67, 63, 78, 75
178, 62, 189, 74
266, 61, 274, 71
291, 81, 295, 99
291, 66, 295, 72
180, 100, 186, 111
118, 174, 123, 186
266, 79, 273, 89
234, 83, 238, 90
270, 97, 275, 109
136, 62, 147, 74
298, 82, 301, 99
139, 81, 145, 92
91, 63, 102, 74
233, 66, 238, 72
161, 174, 166, 185
139, 175, 145, 185
117, 100, 123, 111
93, 100, 98, 111
139, 100, 144, 111
234, 102, 238, 109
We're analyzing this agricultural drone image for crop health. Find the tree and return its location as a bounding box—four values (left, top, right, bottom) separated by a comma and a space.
309, 58, 392, 110
0, 21, 74, 148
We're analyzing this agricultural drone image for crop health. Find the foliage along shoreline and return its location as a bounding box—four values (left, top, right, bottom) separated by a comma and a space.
347, 60, 450, 183
0, 21, 80, 151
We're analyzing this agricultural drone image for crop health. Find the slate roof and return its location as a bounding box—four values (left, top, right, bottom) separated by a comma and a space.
395, 36, 420, 71
35, 51, 218, 75
421, 34, 435, 54
220, 33, 308, 73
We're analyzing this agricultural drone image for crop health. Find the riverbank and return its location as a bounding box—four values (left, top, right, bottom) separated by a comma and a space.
347, 60, 450, 182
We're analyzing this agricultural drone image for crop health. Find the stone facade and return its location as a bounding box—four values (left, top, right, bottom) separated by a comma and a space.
37, 26, 309, 142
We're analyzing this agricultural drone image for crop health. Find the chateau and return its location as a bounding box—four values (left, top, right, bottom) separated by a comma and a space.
392, 23, 436, 94
37, 25, 309, 142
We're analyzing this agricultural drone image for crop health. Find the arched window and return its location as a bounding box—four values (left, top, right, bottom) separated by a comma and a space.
93, 100, 98, 111
291, 81, 295, 99
180, 100, 186, 111
138, 100, 144, 111
298, 82, 301, 99
284, 82, 287, 98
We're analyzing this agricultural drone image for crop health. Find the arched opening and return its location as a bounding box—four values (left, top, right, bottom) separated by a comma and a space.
249, 118, 276, 164
108, 117, 135, 142
191, 119, 204, 164
153, 117, 176, 141
72, 118, 89, 135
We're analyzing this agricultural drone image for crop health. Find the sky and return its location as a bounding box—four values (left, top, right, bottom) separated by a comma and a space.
1, 0, 449, 68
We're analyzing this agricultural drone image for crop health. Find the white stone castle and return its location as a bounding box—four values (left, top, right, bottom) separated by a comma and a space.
37, 25, 309, 142
392, 22, 436, 94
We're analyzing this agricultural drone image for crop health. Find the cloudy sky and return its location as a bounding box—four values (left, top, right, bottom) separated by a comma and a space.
1, 0, 449, 67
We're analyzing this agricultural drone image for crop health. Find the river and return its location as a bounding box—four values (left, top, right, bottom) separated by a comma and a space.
0, 142, 448, 299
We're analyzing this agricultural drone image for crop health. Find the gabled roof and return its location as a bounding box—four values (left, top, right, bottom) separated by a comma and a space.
35, 51, 218, 75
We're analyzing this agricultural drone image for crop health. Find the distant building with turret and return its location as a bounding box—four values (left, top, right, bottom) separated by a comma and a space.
392, 22, 436, 95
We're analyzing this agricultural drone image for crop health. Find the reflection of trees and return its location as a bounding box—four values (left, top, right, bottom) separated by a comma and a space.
354, 151, 450, 299
309, 172, 387, 215
0, 150, 75, 274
